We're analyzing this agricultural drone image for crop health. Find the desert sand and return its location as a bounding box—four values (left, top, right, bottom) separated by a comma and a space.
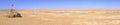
0, 10, 120, 25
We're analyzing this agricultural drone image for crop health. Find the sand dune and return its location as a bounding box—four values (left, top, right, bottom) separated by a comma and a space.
0, 10, 120, 25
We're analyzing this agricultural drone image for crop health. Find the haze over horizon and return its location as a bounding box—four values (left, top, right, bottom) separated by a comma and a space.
0, 0, 120, 10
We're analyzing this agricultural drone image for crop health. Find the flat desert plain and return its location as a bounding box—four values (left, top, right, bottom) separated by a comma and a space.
0, 10, 120, 25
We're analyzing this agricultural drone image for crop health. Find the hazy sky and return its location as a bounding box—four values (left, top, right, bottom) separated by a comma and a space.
0, 0, 120, 10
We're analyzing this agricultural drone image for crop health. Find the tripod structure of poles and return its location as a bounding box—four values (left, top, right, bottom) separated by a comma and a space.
8, 0, 22, 18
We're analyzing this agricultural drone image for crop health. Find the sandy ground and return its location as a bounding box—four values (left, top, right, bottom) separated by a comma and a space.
0, 10, 120, 25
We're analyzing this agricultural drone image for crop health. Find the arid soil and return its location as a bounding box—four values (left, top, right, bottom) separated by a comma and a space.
0, 10, 120, 25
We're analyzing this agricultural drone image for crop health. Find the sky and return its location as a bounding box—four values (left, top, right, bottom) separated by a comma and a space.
0, 0, 120, 10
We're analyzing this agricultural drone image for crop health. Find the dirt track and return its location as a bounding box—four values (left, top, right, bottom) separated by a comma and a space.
0, 10, 120, 25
